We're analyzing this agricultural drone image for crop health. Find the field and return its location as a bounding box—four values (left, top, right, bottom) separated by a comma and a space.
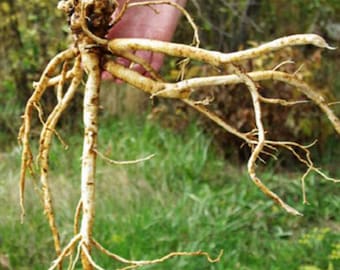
0, 115, 339, 270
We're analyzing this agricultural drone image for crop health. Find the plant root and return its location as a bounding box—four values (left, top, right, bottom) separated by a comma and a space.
18, 47, 78, 222
19, 1, 340, 269
104, 34, 340, 216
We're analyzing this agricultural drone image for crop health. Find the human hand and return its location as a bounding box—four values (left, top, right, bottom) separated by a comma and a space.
104, 0, 186, 79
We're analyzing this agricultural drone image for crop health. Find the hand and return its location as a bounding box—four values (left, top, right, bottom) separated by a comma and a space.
104, 0, 186, 79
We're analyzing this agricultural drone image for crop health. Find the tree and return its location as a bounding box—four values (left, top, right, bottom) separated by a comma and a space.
18, 1, 339, 269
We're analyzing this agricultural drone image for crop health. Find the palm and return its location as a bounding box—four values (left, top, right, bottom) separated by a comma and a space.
107, 1, 185, 76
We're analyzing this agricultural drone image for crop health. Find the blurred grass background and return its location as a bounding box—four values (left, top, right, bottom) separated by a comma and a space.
0, 0, 339, 269
0, 115, 339, 269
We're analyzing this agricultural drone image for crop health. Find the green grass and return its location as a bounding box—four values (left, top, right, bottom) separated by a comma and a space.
0, 115, 339, 270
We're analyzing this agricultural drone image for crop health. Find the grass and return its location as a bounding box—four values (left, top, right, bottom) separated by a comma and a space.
0, 114, 339, 270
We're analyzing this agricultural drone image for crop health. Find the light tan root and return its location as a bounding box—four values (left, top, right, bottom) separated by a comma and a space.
77, 37, 102, 269
22, 1, 220, 270
18, 47, 78, 222
74, 199, 83, 235
48, 234, 82, 270
91, 238, 222, 270
68, 240, 83, 270
20, 1, 339, 268
49, 234, 221, 270
104, 34, 339, 215
81, 242, 106, 270
95, 148, 155, 165
37, 56, 83, 260
110, 51, 162, 81
108, 34, 335, 66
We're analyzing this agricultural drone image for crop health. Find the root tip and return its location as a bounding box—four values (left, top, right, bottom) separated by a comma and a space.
326, 45, 337, 50
284, 204, 303, 216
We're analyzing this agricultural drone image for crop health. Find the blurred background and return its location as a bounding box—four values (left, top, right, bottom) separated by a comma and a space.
0, 0, 339, 269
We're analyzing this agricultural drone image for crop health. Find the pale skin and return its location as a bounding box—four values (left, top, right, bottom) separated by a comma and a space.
105, 0, 187, 78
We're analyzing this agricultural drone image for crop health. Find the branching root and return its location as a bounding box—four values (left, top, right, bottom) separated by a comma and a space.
19, 1, 339, 269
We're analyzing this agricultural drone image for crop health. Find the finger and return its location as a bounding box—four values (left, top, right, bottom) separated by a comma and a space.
132, 50, 153, 75
102, 71, 114, 80
115, 56, 131, 68
142, 52, 165, 79
150, 52, 165, 72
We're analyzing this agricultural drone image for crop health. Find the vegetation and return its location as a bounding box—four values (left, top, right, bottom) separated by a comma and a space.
0, 1, 339, 270
1, 1, 339, 147
1, 115, 339, 269
171, 0, 340, 156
